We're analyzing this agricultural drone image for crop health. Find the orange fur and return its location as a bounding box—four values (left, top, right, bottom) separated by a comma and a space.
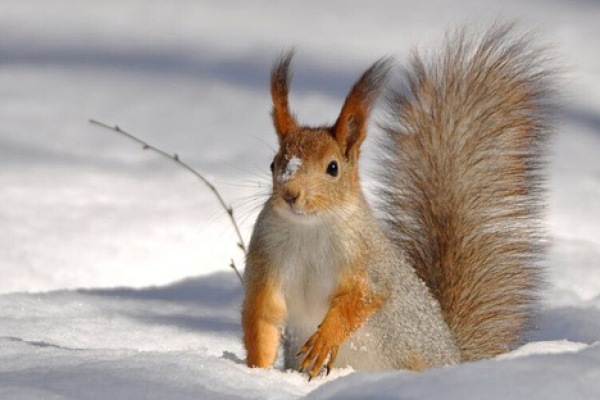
270, 128, 363, 214
298, 271, 385, 379
270, 52, 298, 138
242, 276, 286, 368
333, 58, 391, 161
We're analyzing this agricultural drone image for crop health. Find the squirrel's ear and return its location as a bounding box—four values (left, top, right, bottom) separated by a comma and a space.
271, 51, 298, 141
333, 57, 393, 160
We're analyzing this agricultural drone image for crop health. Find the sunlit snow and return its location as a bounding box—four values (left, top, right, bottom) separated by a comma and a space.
0, 1, 599, 398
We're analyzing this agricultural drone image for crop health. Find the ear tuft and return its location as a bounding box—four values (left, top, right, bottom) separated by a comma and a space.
271, 50, 299, 140
333, 57, 394, 160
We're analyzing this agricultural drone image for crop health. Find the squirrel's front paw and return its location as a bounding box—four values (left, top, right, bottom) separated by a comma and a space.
297, 326, 340, 380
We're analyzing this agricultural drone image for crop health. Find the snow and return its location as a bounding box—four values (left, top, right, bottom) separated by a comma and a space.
279, 157, 303, 183
307, 345, 600, 400
1, 0, 599, 398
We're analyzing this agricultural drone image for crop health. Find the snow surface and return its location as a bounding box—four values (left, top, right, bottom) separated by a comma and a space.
1, 1, 599, 398
278, 157, 303, 183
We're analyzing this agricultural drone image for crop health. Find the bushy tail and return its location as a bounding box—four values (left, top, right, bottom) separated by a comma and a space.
379, 23, 557, 361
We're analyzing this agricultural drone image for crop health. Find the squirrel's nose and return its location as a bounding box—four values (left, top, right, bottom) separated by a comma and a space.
282, 189, 299, 205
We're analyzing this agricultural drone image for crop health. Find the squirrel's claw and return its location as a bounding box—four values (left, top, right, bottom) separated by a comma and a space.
298, 330, 340, 380
326, 347, 338, 376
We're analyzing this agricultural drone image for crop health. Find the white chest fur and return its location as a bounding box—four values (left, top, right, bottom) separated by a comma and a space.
267, 216, 342, 346
261, 210, 387, 370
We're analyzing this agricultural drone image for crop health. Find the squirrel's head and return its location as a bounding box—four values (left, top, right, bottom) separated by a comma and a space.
268, 52, 391, 221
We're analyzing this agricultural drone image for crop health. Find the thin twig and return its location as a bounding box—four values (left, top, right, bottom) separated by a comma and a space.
89, 119, 245, 284
230, 259, 244, 284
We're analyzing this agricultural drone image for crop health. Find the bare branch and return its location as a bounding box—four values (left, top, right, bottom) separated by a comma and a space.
230, 259, 244, 284
89, 119, 245, 284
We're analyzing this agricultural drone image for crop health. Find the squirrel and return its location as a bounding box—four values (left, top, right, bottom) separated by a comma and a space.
241, 22, 556, 380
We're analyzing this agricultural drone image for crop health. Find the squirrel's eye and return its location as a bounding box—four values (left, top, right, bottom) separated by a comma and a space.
270, 161, 275, 173
326, 161, 339, 177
